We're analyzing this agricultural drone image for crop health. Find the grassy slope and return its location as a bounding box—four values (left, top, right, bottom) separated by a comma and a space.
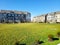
0, 23, 60, 45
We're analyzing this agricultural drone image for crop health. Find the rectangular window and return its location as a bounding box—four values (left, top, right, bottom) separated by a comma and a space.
8, 14, 11, 16
8, 17, 13, 20
18, 14, 21, 16
11, 14, 14, 16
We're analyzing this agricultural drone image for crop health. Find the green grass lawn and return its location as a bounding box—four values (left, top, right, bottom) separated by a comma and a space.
0, 23, 60, 45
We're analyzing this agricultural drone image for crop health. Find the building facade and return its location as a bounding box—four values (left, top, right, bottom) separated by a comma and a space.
32, 14, 47, 23
55, 11, 60, 23
32, 11, 60, 23
0, 10, 31, 23
47, 12, 56, 23
32, 17, 38, 22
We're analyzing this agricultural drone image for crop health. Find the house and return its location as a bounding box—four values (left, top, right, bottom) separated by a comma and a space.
38, 15, 45, 23
32, 14, 47, 23
32, 11, 60, 23
55, 11, 60, 23
47, 12, 56, 23
32, 17, 38, 22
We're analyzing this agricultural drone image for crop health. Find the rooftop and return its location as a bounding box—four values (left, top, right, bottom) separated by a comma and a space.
0, 10, 30, 14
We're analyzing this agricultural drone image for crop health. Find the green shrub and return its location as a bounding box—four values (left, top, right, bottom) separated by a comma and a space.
57, 31, 60, 37
48, 34, 54, 41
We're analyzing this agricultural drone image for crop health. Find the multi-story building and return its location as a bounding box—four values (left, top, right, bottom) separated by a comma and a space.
39, 15, 46, 23
0, 10, 31, 23
32, 11, 60, 23
47, 12, 56, 23
32, 17, 38, 22
47, 12, 60, 23
55, 11, 60, 23
32, 14, 47, 23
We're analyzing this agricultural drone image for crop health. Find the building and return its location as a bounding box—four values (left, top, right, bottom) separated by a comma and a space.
0, 10, 31, 23
55, 11, 60, 23
32, 14, 47, 23
39, 15, 46, 23
32, 11, 60, 23
47, 12, 56, 23
32, 17, 38, 22
47, 12, 60, 23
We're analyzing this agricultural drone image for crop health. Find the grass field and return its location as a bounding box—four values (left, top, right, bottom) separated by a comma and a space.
0, 23, 60, 45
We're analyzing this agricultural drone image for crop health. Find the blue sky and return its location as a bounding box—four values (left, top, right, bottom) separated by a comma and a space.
0, 0, 60, 18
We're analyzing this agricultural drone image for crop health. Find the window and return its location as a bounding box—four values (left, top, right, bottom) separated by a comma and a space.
21, 14, 23, 17
15, 17, 19, 20
8, 14, 11, 16
18, 14, 20, 16
8, 17, 13, 20
29, 15, 31, 17
15, 14, 17, 16
12, 14, 14, 16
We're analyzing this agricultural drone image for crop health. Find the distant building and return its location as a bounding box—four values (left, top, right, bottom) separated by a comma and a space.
47, 12, 56, 23
47, 12, 60, 23
32, 17, 38, 22
0, 10, 31, 23
55, 11, 60, 23
32, 11, 60, 23
32, 14, 47, 23
39, 15, 46, 23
